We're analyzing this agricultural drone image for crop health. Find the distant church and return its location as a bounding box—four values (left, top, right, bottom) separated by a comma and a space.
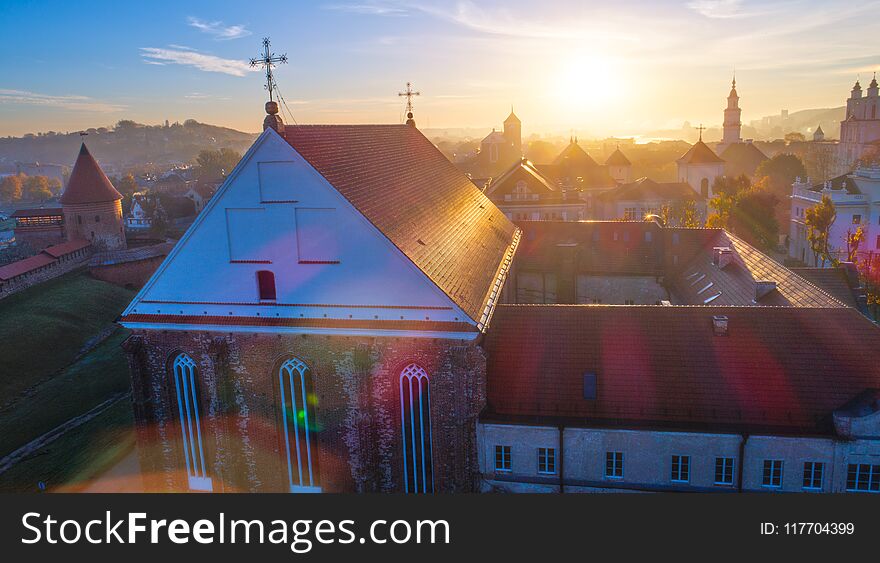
458, 108, 523, 178
840, 74, 880, 169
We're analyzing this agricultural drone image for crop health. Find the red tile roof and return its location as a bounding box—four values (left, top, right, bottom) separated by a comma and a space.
671, 231, 844, 307
790, 267, 860, 308
60, 143, 123, 205
119, 313, 477, 333
11, 207, 63, 218
42, 238, 91, 258
604, 148, 631, 166
282, 124, 518, 326
0, 253, 55, 281
485, 305, 880, 433
596, 177, 701, 202
677, 140, 724, 165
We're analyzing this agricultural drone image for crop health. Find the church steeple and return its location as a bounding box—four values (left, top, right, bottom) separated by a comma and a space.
503, 105, 522, 155
721, 74, 742, 148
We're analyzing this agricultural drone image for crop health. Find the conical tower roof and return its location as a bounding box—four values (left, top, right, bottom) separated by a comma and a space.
60, 143, 123, 205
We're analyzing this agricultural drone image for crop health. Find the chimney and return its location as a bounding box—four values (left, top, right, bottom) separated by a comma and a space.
755, 280, 777, 301
712, 246, 733, 269
711, 315, 729, 336
263, 101, 285, 136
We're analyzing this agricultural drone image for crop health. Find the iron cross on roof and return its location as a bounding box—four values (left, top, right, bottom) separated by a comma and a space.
250, 37, 287, 102
696, 123, 706, 141
398, 82, 420, 114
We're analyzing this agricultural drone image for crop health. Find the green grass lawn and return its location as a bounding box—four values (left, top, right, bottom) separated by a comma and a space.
0, 327, 133, 458
0, 270, 135, 399
0, 270, 137, 489
0, 399, 135, 493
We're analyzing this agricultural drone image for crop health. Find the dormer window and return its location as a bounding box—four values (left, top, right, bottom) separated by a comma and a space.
257, 270, 276, 301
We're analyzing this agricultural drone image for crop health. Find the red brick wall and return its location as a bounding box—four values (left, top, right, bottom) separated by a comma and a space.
0, 248, 92, 300
90, 256, 164, 289
123, 329, 487, 493
63, 200, 126, 250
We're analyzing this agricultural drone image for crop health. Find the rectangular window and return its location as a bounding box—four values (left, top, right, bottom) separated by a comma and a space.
296, 208, 340, 264
671, 232, 680, 245
852, 214, 862, 225
538, 448, 556, 475
645, 231, 653, 242
605, 451, 623, 479
802, 461, 824, 491
671, 455, 690, 483
582, 373, 597, 400
495, 445, 511, 472
846, 464, 880, 492
624, 299, 635, 305
715, 457, 735, 485
876, 234, 880, 250
763, 460, 783, 488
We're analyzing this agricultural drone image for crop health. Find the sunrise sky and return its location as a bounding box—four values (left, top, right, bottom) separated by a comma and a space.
1, 0, 878, 138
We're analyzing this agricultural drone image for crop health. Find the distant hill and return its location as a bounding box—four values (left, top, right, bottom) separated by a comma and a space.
0, 119, 258, 175
749, 106, 845, 139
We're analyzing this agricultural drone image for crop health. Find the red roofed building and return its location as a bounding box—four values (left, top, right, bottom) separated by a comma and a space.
118, 103, 880, 495
60, 143, 126, 250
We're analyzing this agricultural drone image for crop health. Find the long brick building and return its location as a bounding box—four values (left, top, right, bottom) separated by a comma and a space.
119, 107, 880, 494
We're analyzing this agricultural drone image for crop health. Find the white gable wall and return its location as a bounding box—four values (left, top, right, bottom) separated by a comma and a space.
123, 130, 472, 330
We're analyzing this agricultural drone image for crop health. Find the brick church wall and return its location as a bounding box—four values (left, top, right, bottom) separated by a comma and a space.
124, 329, 487, 493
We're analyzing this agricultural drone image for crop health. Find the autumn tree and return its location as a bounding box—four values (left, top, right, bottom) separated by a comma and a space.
660, 199, 702, 228
196, 148, 241, 180
804, 195, 836, 266
784, 132, 805, 143
845, 226, 865, 262
0, 174, 23, 202
22, 175, 52, 201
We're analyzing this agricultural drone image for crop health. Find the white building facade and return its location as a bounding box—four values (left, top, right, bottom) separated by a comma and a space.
790, 165, 880, 265
840, 76, 880, 171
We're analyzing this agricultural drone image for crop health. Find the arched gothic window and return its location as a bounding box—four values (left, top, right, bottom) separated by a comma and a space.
278, 357, 321, 492
171, 353, 213, 491
400, 364, 434, 493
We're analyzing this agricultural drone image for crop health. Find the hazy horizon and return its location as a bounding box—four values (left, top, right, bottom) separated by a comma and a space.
1, 0, 878, 138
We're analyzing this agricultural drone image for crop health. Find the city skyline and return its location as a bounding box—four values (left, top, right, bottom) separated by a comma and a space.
1, 0, 879, 137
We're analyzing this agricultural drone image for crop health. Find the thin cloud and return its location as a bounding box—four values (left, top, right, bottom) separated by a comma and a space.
323, 2, 408, 16
0, 89, 126, 112
140, 47, 257, 77
187, 17, 251, 40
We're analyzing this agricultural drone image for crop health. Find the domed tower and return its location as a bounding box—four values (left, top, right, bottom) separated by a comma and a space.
721, 76, 742, 149
60, 143, 126, 250
503, 107, 522, 155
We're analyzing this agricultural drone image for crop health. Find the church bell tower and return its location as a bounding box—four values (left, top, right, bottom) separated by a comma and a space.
721, 76, 742, 149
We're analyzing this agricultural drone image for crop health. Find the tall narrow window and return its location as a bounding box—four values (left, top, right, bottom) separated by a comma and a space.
172, 353, 212, 491
495, 445, 511, 472
671, 455, 690, 483
278, 358, 320, 492
803, 462, 824, 491
257, 270, 276, 301
605, 451, 623, 479
538, 448, 556, 475
762, 460, 783, 488
400, 364, 433, 494
715, 457, 735, 486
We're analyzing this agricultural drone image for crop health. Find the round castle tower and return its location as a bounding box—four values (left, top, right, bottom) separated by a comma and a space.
60, 143, 126, 250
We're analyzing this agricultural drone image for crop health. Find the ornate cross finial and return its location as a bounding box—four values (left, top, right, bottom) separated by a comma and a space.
250, 37, 287, 102
398, 81, 420, 115
696, 123, 706, 141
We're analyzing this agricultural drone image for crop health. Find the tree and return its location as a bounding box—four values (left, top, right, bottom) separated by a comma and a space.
196, 148, 241, 180
660, 199, 702, 228
755, 153, 807, 191
784, 132, 806, 143
22, 175, 52, 201
525, 140, 558, 164
150, 198, 169, 238
47, 177, 62, 195
846, 226, 865, 262
727, 188, 779, 250
0, 174, 23, 202
804, 195, 836, 267
804, 143, 838, 182
114, 173, 139, 197
707, 174, 751, 229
